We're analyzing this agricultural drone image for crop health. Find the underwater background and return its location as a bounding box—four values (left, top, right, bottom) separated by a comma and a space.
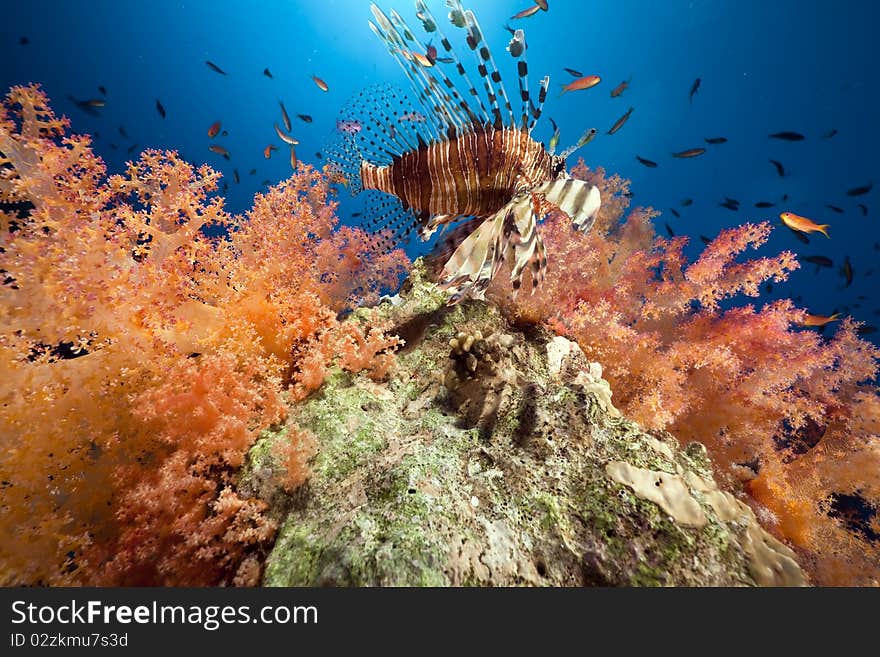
3, 0, 878, 333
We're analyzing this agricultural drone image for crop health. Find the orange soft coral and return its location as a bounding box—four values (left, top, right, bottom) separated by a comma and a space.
0, 85, 410, 585
490, 161, 880, 585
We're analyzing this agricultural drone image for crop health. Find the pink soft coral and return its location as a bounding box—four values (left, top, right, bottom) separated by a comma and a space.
0, 85, 409, 585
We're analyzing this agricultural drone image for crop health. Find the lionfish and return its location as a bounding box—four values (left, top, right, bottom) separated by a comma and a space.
327, 0, 601, 304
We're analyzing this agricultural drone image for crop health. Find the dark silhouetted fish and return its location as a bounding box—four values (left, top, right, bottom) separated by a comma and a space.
249, 168, 257, 175
98, 85, 107, 96
705, 137, 727, 144
769, 131, 804, 141
297, 114, 313, 123
607, 107, 634, 135
67, 96, 100, 117
822, 129, 837, 139
825, 204, 844, 214
804, 255, 833, 268
673, 147, 705, 158
858, 203, 868, 216
155, 99, 166, 118
206, 60, 228, 75
636, 155, 657, 168
769, 159, 785, 177
719, 200, 739, 211
841, 256, 853, 287
755, 201, 775, 208
610, 78, 631, 98
118, 125, 129, 138
700, 234, 711, 245
665, 223, 675, 237
681, 198, 693, 207
263, 67, 273, 79
564, 67, 584, 78
858, 325, 877, 336
847, 183, 872, 196
788, 227, 809, 244
233, 169, 240, 184
19, 36, 29, 45
127, 143, 138, 154
669, 208, 680, 218
279, 101, 292, 132
689, 77, 700, 104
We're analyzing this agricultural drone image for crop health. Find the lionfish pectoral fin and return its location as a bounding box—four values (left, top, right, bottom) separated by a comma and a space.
533, 178, 602, 233
437, 208, 509, 304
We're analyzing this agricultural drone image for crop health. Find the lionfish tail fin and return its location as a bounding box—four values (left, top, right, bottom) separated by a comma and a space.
533, 178, 602, 233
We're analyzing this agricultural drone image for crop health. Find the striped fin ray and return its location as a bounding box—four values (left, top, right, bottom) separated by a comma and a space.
533, 178, 602, 233
445, 0, 510, 128
462, 6, 516, 127
383, 9, 475, 134
414, 0, 489, 125
528, 76, 549, 131
507, 195, 541, 293
507, 28, 530, 130
438, 210, 509, 303
369, 9, 447, 138
436, 193, 547, 303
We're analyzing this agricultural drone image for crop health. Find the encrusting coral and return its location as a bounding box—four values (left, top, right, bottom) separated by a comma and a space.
0, 85, 408, 585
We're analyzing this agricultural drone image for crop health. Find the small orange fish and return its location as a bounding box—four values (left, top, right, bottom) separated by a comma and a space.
208, 144, 230, 160
560, 75, 601, 96
801, 313, 840, 327
263, 144, 278, 159
610, 78, 630, 98
780, 211, 830, 238
312, 75, 329, 92
207, 120, 221, 138
404, 49, 434, 67
289, 144, 297, 169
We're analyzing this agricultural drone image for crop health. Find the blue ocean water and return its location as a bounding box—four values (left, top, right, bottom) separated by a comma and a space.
2, 0, 878, 332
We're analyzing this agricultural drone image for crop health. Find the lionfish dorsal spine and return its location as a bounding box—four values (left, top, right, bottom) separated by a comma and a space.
508, 28, 530, 130
387, 8, 472, 133
369, 10, 447, 138
415, 0, 491, 125
445, 1, 513, 129
529, 76, 549, 131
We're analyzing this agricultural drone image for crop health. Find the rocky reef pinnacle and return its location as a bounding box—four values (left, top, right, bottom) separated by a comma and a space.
244, 261, 805, 587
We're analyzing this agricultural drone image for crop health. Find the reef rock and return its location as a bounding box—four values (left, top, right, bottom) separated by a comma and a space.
246, 261, 806, 587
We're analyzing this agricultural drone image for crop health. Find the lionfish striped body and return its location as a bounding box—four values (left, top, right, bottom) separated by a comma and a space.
361, 126, 552, 217
327, 0, 601, 304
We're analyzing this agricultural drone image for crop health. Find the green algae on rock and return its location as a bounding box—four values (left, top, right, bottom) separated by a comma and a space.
251, 260, 806, 587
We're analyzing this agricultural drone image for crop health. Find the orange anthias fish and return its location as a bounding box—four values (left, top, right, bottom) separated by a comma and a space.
780, 211, 830, 238
207, 120, 221, 138
801, 313, 840, 327
312, 75, 329, 92
264, 144, 278, 159
560, 75, 601, 96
